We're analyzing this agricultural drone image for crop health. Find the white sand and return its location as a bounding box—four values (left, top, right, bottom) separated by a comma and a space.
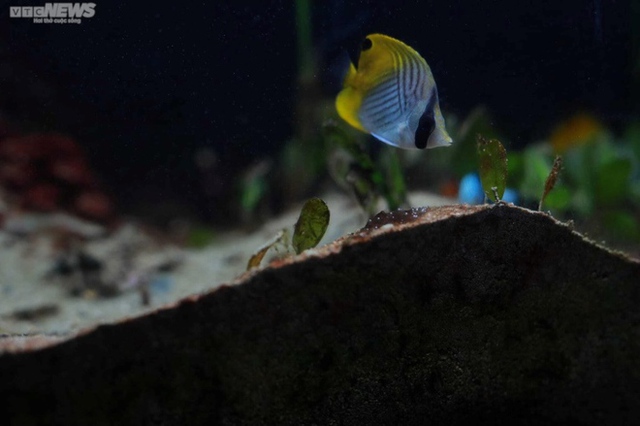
0, 191, 453, 335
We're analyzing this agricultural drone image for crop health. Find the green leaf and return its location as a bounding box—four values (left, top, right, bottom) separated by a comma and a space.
507, 151, 524, 187
240, 177, 266, 212
542, 185, 571, 212
595, 158, 632, 207
186, 227, 217, 249
477, 135, 508, 202
520, 147, 551, 200
379, 147, 407, 210
629, 180, 640, 206
451, 107, 502, 177
624, 122, 640, 162
292, 198, 330, 254
571, 188, 595, 217
602, 211, 640, 242
324, 121, 384, 215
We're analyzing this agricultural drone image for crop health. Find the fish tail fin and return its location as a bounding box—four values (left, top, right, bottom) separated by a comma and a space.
426, 103, 453, 148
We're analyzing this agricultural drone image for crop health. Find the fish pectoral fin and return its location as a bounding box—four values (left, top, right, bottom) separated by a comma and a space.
371, 122, 416, 149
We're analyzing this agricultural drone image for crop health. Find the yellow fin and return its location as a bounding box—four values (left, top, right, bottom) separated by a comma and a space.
335, 63, 366, 132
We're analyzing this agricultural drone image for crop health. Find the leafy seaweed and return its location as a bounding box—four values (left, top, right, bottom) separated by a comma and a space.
477, 134, 508, 202
449, 107, 503, 177
292, 198, 330, 254
602, 211, 640, 242
519, 146, 552, 201
595, 158, 632, 207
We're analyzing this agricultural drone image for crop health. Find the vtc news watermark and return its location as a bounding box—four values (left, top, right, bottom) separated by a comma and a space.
9, 3, 96, 24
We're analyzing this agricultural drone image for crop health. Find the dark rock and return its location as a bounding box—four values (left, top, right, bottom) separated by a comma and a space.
1, 204, 639, 425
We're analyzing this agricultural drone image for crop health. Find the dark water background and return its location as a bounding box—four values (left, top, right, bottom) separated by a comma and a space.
1, 0, 634, 223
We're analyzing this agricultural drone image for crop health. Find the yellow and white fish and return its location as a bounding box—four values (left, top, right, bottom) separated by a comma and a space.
336, 34, 453, 150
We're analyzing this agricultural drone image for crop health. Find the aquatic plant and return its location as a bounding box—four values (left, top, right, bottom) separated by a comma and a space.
324, 121, 408, 215
539, 155, 563, 211
509, 116, 640, 243
292, 197, 330, 254
278, 0, 328, 202
476, 134, 507, 202
237, 159, 271, 226
247, 197, 330, 270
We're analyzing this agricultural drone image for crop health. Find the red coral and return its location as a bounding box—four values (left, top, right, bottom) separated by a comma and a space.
0, 131, 116, 223
23, 183, 60, 212
49, 157, 93, 186
74, 190, 113, 221
0, 162, 36, 188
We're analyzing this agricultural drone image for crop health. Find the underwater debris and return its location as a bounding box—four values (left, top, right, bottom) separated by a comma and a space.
247, 229, 288, 271
539, 155, 563, 211
477, 134, 507, 202
292, 197, 330, 254
247, 244, 272, 271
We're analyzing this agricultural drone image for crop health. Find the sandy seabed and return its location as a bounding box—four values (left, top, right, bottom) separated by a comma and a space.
0, 192, 453, 336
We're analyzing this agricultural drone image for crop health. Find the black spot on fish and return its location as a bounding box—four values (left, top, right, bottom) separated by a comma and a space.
361, 37, 373, 51
415, 87, 438, 149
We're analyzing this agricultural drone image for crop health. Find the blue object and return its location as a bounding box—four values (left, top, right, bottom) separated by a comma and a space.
458, 173, 484, 204
502, 188, 519, 204
149, 275, 174, 295
459, 172, 520, 205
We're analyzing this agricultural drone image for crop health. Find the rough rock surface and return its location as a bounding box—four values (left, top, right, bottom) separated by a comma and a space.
1, 204, 639, 425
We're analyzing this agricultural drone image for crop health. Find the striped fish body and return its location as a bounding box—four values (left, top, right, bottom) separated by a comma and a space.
336, 34, 452, 150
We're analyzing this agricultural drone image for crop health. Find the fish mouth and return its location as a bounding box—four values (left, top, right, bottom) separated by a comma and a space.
347, 36, 372, 69
347, 44, 361, 69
